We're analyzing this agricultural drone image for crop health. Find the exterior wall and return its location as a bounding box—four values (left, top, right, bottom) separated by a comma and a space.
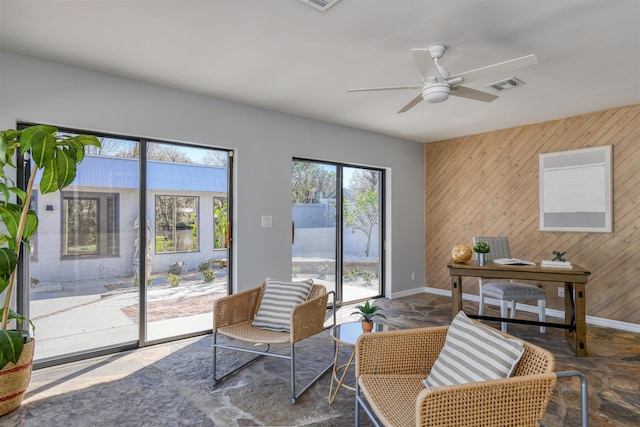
31, 187, 223, 283
292, 203, 381, 259
292, 227, 380, 259
31, 187, 138, 283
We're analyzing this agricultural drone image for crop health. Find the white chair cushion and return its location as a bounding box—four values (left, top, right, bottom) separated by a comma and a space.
423, 311, 525, 388
252, 279, 313, 332
483, 282, 546, 300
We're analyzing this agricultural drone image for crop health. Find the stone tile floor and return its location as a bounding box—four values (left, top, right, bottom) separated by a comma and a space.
2, 293, 639, 426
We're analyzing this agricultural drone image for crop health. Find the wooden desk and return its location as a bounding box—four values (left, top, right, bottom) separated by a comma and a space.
447, 261, 591, 356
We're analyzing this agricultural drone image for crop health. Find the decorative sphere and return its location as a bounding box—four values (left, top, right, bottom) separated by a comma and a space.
451, 244, 473, 263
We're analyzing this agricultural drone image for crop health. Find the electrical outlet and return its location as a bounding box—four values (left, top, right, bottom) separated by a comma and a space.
558, 287, 565, 298
411, 272, 416, 281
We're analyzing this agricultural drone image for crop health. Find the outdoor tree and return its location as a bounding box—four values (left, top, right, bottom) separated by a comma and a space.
200, 150, 228, 167
349, 169, 378, 195
343, 190, 379, 257
89, 140, 194, 163
291, 161, 336, 203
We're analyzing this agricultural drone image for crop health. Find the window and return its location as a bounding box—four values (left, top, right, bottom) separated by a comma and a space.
62, 192, 119, 257
155, 195, 199, 253
213, 197, 228, 249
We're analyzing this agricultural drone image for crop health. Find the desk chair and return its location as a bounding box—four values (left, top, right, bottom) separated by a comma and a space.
473, 236, 546, 333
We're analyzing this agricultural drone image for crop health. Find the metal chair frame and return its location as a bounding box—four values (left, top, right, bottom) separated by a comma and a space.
213, 288, 336, 403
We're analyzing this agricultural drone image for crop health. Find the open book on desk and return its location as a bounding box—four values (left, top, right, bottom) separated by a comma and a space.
493, 258, 536, 266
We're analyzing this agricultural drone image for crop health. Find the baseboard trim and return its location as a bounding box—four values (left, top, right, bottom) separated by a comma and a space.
387, 286, 428, 300
424, 286, 640, 334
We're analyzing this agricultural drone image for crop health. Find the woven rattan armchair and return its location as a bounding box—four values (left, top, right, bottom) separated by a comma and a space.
213, 282, 335, 403
354, 325, 558, 427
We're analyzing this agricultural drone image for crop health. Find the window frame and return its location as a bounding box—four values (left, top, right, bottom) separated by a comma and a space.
154, 194, 200, 254
60, 191, 120, 259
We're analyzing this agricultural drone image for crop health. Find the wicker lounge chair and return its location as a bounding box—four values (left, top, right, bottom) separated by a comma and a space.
354, 324, 558, 427
213, 282, 335, 403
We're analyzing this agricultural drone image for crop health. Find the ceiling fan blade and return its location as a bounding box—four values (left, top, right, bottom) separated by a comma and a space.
411, 48, 442, 82
347, 85, 423, 93
450, 86, 498, 102
447, 54, 537, 86
398, 93, 424, 113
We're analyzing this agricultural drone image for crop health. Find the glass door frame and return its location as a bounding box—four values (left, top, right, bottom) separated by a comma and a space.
292, 158, 385, 306
16, 123, 234, 367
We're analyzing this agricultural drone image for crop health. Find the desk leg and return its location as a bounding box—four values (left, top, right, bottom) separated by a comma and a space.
574, 282, 587, 356
565, 282, 587, 357
451, 275, 463, 318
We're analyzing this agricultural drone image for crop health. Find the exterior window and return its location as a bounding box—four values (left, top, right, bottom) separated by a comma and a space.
155, 196, 199, 253
213, 197, 228, 249
62, 192, 119, 257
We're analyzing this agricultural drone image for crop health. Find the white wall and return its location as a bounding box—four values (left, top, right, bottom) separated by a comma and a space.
0, 50, 425, 297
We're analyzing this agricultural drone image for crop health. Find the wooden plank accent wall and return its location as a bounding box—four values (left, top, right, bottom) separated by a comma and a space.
424, 105, 640, 325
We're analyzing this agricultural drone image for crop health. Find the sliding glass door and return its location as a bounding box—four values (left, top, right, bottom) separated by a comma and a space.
28, 135, 140, 362
23, 126, 232, 365
144, 142, 230, 342
342, 166, 383, 303
292, 159, 383, 304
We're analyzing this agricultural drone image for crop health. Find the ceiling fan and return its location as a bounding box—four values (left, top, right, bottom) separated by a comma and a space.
347, 45, 538, 113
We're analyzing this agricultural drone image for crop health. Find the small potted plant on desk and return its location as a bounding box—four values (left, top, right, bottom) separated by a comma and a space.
352, 300, 387, 333
473, 241, 491, 266
0, 125, 100, 415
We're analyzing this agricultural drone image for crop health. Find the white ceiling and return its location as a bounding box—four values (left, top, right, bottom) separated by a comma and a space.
1, 0, 639, 143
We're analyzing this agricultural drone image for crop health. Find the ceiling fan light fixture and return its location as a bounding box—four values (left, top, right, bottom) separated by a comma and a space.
423, 83, 450, 103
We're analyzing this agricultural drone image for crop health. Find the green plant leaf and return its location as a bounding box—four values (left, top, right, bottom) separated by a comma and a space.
20, 125, 56, 160
0, 183, 9, 205
55, 148, 77, 189
0, 308, 34, 331
0, 132, 8, 165
0, 248, 18, 286
351, 300, 386, 322
22, 210, 38, 241
0, 204, 21, 240
0, 329, 25, 369
7, 186, 27, 205
39, 158, 59, 194
0, 247, 18, 271
0, 130, 21, 166
75, 134, 101, 147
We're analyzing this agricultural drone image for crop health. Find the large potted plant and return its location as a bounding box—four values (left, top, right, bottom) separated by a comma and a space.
0, 125, 100, 414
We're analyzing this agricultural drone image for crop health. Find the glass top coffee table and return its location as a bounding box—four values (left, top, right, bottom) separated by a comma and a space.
328, 321, 397, 403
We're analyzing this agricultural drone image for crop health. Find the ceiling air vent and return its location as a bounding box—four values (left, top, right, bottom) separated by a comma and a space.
486, 77, 525, 91
299, 0, 342, 12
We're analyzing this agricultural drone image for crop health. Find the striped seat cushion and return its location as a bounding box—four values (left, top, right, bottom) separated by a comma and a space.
483, 282, 547, 299
252, 279, 314, 332
423, 311, 524, 388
